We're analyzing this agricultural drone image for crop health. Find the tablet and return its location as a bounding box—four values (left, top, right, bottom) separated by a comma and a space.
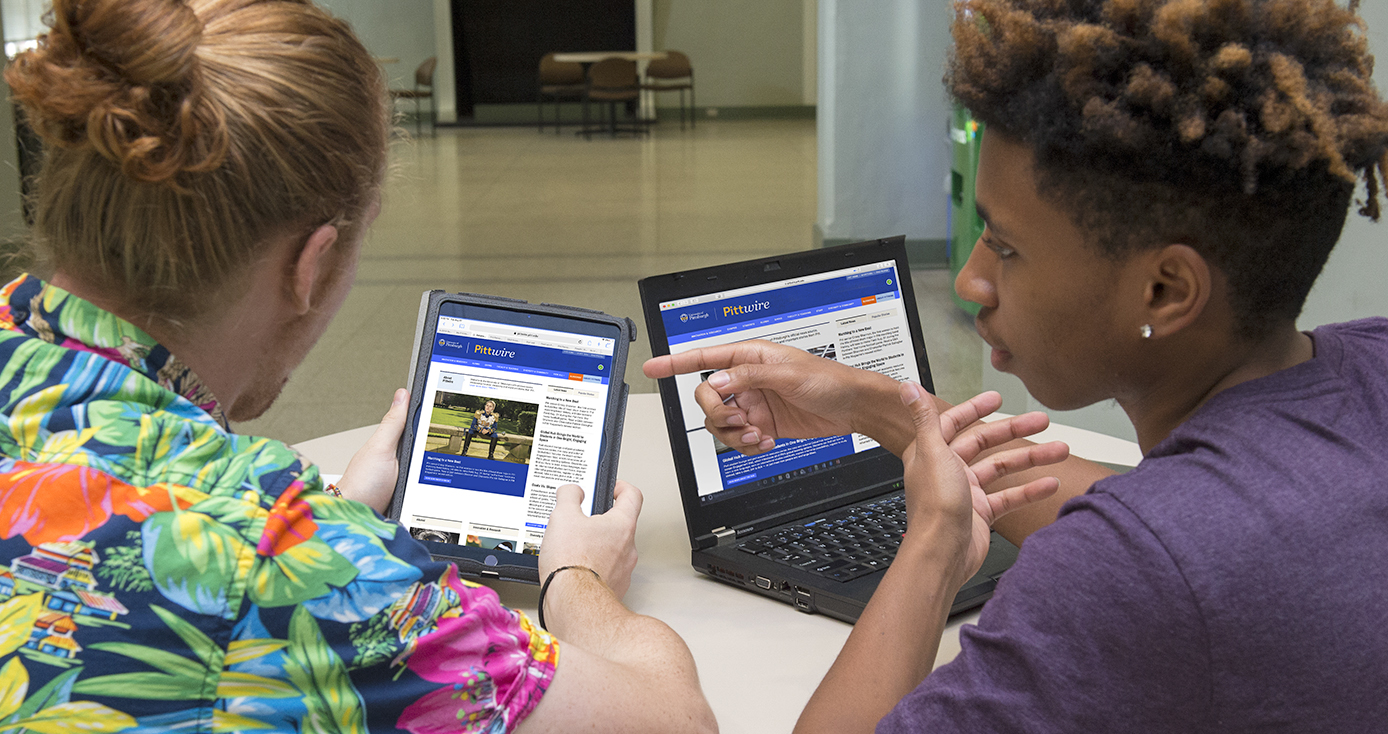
388, 291, 635, 583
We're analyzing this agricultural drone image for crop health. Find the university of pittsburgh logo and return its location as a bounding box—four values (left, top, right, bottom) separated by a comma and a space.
680, 314, 689, 323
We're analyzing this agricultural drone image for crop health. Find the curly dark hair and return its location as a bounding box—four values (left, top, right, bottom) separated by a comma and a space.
948, 0, 1388, 338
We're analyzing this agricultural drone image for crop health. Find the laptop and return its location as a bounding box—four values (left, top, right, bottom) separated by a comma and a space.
638, 237, 1018, 623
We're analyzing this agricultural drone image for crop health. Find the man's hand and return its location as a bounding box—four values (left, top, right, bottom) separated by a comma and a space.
899, 384, 1067, 579
337, 388, 409, 514
793, 387, 1067, 734
644, 340, 899, 455
518, 479, 714, 734
539, 481, 642, 599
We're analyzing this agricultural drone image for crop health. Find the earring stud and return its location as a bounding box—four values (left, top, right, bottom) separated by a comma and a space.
1140, 324, 1153, 339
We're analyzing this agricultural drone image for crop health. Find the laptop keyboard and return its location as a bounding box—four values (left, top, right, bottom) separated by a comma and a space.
733, 494, 906, 582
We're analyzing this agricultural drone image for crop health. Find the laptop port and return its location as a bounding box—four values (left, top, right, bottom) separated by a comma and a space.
755, 576, 772, 590
792, 587, 813, 612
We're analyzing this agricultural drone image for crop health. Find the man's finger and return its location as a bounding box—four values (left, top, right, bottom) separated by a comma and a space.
643, 344, 755, 379
948, 411, 1053, 462
979, 476, 1061, 522
363, 388, 410, 452
938, 391, 1002, 442
970, 441, 1070, 487
902, 381, 944, 446
693, 379, 741, 421
705, 419, 764, 452
555, 483, 586, 512
705, 361, 818, 400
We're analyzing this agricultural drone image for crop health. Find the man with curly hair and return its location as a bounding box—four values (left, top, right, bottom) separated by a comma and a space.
647, 0, 1388, 731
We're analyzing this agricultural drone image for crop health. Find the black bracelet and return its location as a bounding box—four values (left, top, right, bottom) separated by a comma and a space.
537, 565, 601, 631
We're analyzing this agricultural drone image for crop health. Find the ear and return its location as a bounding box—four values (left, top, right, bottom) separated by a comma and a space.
1141, 244, 1211, 338
289, 224, 340, 316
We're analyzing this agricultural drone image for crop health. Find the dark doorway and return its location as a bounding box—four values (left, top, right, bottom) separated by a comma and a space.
450, 0, 635, 117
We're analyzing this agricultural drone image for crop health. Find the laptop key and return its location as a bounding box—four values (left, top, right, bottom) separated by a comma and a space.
812, 559, 849, 573
828, 564, 874, 582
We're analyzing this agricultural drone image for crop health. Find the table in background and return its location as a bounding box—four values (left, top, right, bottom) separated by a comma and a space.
293, 393, 1141, 734
551, 51, 668, 121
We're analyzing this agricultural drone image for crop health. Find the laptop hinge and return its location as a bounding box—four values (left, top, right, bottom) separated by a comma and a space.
712, 526, 736, 540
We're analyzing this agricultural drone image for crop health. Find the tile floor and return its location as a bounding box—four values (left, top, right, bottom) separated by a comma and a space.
237, 119, 987, 444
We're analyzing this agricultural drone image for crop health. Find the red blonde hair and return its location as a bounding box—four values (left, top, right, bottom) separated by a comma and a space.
5, 0, 390, 323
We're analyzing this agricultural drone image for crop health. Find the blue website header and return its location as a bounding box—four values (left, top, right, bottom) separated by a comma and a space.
430, 336, 611, 384
661, 270, 901, 345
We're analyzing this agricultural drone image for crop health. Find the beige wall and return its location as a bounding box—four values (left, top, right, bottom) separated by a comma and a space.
653, 0, 807, 108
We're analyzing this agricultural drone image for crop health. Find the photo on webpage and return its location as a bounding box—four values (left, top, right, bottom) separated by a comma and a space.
425, 392, 538, 465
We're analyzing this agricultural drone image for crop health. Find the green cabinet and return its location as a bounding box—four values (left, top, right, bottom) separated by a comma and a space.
948, 105, 984, 316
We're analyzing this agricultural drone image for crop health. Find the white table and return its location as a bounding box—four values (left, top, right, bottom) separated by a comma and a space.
293, 393, 1140, 734
551, 51, 668, 64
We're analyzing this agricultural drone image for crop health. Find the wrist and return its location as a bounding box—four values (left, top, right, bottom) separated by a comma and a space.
848, 370, 918, 455
896, 526, 972, 590
538, 564, 604, 631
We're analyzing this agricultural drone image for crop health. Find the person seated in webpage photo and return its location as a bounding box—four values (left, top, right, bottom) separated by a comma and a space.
463, 398, 503, 459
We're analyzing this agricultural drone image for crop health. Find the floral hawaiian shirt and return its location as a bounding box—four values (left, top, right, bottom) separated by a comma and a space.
0, 275, 558, 733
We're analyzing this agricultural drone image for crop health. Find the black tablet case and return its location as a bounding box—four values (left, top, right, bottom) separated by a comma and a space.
388, 290, 636, 583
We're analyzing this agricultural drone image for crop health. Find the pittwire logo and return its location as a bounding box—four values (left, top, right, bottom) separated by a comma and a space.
724, 300, 771, 317
474, 344, 517, 359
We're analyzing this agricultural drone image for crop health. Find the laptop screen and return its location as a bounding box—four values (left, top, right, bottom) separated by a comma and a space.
657, 258, 921, 505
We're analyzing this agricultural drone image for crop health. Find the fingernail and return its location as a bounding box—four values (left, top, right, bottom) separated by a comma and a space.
759, 437, 776, 450
708, 371, 730, 388
394, 389, 407, 405
741, 431, 758, 444
727, 414, 745, 426
900, 382, 922, 405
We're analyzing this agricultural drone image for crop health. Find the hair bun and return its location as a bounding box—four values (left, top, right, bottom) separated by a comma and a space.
5, 0, 227, 184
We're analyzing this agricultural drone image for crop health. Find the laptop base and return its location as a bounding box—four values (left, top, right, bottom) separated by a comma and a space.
695, 532, 1020, 624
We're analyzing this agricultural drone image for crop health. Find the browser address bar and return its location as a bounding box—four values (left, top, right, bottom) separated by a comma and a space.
466, 323, 584, 347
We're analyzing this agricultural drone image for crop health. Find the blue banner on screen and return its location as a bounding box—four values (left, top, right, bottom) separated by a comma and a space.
430, 336, 611, 384
661, 271, 900, 345
418, 452, 530, 497
718, 435, 855, 488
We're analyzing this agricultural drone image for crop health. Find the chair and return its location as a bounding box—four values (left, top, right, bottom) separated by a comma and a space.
391, 56, 438, 136
536, 53, 587, 134
583, 58, 644, 139
642, 50, 695, 129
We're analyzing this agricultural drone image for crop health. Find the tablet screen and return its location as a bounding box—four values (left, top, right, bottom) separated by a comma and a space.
398, 302, 620, 556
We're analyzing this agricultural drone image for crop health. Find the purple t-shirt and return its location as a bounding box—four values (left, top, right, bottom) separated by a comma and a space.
879, 318, 1388, 733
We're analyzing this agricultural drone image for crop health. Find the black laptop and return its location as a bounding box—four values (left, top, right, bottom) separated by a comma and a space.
638, 237, 1018, 623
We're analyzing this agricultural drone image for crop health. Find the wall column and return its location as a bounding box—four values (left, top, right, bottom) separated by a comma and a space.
815, 0, 952, 264
431, 0, 457, 123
